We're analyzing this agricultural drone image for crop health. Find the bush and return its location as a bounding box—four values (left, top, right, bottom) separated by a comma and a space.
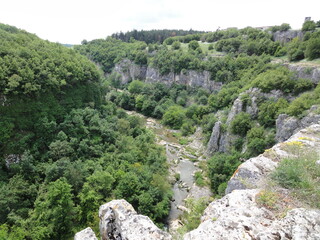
172, 41, 181, 50
302, 20, 316, 32
208, 152, 241, 193
271, 151, 320, 208
230, 113, 252, 136
305, 38, 320, 60
188, 40, 200, 51
162, 105, 185, 129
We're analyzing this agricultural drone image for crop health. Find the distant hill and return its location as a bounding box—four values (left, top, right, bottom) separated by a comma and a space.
111, 29, 206, 44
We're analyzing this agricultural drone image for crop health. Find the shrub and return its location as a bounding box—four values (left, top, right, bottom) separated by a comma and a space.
162, 105, 185, 129
188, 40, 200, 51
302, 20, 316, 32
230, 113, 252, 136
172, 41, 181, 50
271, 151, 320, 208
305, 38, 320, 60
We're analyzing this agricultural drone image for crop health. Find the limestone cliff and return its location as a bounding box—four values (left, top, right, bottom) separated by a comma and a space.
272, 30, 304, 43
206, 88, 283, 155
276, 106, 320, 142
113, 59, 223, 91
187, 124, 320, 239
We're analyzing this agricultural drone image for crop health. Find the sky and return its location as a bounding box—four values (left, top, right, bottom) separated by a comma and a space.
0, 0, 319, 44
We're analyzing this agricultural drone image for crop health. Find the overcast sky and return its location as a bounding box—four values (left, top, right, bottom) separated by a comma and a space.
0, 0, 319, 44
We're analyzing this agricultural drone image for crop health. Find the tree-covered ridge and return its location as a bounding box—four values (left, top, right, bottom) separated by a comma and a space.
0, 23, 100, 95
0, 23, 171, 239
111, 29, 206, 44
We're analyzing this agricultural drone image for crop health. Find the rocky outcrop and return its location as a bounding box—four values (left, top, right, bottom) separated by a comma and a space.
113, 59, 147, 84
276, 106, 320, 142
99, 199, 171, 240
285, 63, 320, 84
184, 189, 320, 240
113, 59, 223, 91
226, 124, 320, 194
272, 30, 304, 43
206, 88, 283, 155
186, 124, 320, 239
74, 227, 97, 240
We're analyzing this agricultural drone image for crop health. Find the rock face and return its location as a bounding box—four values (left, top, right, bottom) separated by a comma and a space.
113, 59, 223, 91
227, 124, 320, 194
285, 63, 320, 84
186, 124, 320, 239
276, 106, 320, 142
272, 30, 304, 43
206, 88, 283, 155
184, 189, 320, 240
74, 227, 97, 240
99, 199, 172, 240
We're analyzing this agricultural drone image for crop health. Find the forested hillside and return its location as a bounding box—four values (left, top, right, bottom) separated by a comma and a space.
1, 19, 320, 239
111, 29, 206, 44
0, 24, 171, 239
75, 21, 320, 196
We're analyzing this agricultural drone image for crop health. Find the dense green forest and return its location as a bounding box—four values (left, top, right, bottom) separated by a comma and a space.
111, 29, 206, 44
0, 24, 171, 239
1, 19, 320, 239
76, 20, 320, 195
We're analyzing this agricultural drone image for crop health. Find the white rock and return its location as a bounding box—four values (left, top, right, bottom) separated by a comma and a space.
74, 227, 97, 240
99, 199, 171, 240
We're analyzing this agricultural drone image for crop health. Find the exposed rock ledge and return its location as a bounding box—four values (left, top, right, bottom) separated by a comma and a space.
113, 59, 223, 92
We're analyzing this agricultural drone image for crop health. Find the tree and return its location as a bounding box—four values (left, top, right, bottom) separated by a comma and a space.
302, 20, 316, 31
305, 37, 320, 60
28, 178, 75, 240
172, 41, 181, 50
162, 105, 185, 129
188, 40, 200, 51
230, 112, 252, 136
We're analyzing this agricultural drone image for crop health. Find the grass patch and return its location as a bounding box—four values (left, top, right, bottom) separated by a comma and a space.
194, 171, 206, 187
177, 198, 209, 235
271, 150, 320, 208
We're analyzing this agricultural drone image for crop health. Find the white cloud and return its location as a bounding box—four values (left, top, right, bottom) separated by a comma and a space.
0, 0, 319, 43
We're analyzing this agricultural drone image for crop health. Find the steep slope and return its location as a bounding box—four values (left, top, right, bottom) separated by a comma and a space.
0, 23, 102, 157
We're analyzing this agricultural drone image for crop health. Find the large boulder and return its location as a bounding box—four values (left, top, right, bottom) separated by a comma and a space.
276, 107, 320, 142
184, 189, 320, 240
74, 227, 97, 240
99, 199, 172, 240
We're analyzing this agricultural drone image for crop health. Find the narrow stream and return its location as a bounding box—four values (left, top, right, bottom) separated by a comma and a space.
125, 110, 210, 229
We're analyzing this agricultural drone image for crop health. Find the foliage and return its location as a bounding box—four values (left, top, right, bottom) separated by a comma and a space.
302, 20, 317, 32
230, 112, 252, 136
208, 152, 241, 194
269, 23, 291, 32
112, 29, 205, 44
271, 150, 320, 208
162, 105, 186, 129
305, 37, 320, 60
178, 198, 208, 233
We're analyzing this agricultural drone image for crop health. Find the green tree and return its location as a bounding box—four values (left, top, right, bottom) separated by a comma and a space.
162, 105, 186, 129
28, 178, 75, 240
302, 20, 316, 31
230, 112, 252, 136
305, 37, 320, 60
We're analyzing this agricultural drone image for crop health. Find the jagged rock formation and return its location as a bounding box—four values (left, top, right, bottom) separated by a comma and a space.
285, 63, 320, 84
272, 30, 304, 43
99, 200, 172, 240
206, 88, 283, 155
186, 124, 320, 239
113, 59, 223, 91
74, 227, 97, 240
276, 106, 320, 142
